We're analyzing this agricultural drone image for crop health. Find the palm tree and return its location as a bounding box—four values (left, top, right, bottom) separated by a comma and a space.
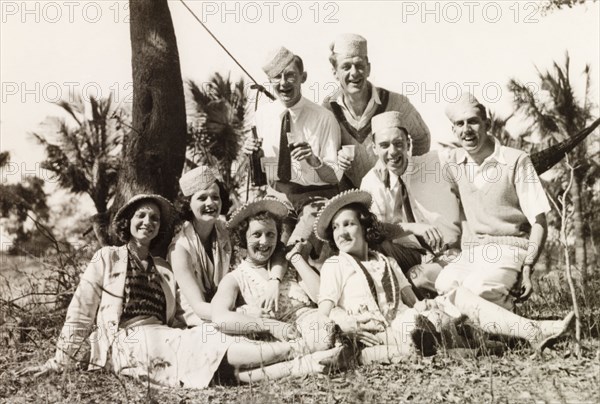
508, 54, 598, 278
187, 73, 249, 213
32, 95, 124, 215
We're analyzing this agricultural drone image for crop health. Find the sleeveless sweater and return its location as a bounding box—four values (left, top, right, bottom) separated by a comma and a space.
446, 146, 531, 247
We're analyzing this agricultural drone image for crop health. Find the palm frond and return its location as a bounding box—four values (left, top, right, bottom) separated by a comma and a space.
188, 79, 213, 112
33, 96, 125, 213
186, 72, 250, 202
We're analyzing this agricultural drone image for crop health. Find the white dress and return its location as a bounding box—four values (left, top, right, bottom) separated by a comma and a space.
319, 251, 421, 351
229, 260, 335, 352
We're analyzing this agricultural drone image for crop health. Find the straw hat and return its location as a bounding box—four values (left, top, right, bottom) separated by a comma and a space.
112, 194, 174, 232
227, 197, 290, 229
313, 190, 372, 241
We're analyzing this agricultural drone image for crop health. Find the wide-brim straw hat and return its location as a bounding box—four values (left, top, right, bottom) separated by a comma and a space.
112, 194, 174, 233
227, 197, 290, 229
313, 190, 372, 241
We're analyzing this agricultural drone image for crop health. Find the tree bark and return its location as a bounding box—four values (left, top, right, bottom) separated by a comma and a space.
106, 0, 187, 252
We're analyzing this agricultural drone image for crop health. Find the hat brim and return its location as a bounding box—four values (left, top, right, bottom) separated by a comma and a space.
112, 194, 174, 235
314, 190, 372, 241
227, 198, 290, 230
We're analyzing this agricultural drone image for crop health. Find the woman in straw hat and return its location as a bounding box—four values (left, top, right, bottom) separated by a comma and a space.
212, 198, 337, 355
168, 165, 286, 327
17, 194, 334, 387
314, 190, 575, 362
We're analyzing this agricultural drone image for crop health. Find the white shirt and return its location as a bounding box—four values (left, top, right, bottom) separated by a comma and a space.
254, 96, 342, 187
332, 83, 382, 130
319, 251, 411, 317
445, 138, 551, 225
360, 159, 422, 250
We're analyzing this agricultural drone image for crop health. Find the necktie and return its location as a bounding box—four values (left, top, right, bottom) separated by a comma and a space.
398, 178, 435, 254
398, 178, 416, 223
277, 111, 292, 182
376, 167, 391, 189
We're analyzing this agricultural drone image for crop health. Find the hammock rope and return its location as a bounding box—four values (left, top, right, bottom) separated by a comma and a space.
178, 0, 275, 102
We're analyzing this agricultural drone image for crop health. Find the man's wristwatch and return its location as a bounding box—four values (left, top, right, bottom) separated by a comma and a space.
269, 275, 282, 282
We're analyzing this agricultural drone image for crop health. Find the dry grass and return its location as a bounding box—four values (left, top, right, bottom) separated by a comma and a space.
1, 252, 599, 403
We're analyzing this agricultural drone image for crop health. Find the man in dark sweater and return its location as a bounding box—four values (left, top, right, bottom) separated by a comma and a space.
323, 33, 431, 191
435, 93, 550, 310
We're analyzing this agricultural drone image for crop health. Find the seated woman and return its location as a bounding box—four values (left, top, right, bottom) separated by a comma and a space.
314, 190, 575, 363
212, 197, 337, 356
16, 194, 338, 387
168, 165, 285, 326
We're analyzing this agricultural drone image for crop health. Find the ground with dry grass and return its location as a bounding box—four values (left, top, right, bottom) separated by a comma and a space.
1, 252, 599, 403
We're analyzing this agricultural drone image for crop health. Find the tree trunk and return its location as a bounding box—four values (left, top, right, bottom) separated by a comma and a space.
107, 0, 187, 252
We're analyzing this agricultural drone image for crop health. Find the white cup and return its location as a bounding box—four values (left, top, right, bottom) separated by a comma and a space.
342, 145, 356, 160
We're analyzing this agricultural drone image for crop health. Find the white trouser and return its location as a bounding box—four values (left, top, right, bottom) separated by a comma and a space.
435, 242, 527, 310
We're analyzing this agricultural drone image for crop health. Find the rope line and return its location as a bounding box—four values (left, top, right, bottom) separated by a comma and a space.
178, 0, 275, 100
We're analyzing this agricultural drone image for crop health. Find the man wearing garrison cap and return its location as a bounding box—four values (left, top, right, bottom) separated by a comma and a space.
435, 93, 551, 310
360, 111, 460, 297
325, 33, 431, 190
243, 46, 342, 249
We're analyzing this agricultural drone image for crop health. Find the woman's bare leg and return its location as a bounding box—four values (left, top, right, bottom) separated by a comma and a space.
236, 346, 344, 383
226, 340, 292, 368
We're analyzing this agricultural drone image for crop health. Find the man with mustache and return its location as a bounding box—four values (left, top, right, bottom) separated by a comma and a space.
435, 93, 551, 310
244, 46, 342, 253
324, 33, 431, 191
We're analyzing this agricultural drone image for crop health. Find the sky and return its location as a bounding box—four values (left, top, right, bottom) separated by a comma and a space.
1, 0, 599, 189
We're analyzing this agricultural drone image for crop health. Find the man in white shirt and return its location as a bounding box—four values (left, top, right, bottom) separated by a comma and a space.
435, 93, 551, 310
361, 111, 460, 296
244, 46, 342, 250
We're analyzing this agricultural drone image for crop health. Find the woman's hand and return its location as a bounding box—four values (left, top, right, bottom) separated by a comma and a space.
16, 358, 62, 378
337, 312, 385, 347
259, 279, 280, 313
349, 317, 385, 347
286, 239, 312, 263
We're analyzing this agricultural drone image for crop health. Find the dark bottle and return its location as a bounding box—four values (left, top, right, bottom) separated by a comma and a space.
249, 126, 267, 187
